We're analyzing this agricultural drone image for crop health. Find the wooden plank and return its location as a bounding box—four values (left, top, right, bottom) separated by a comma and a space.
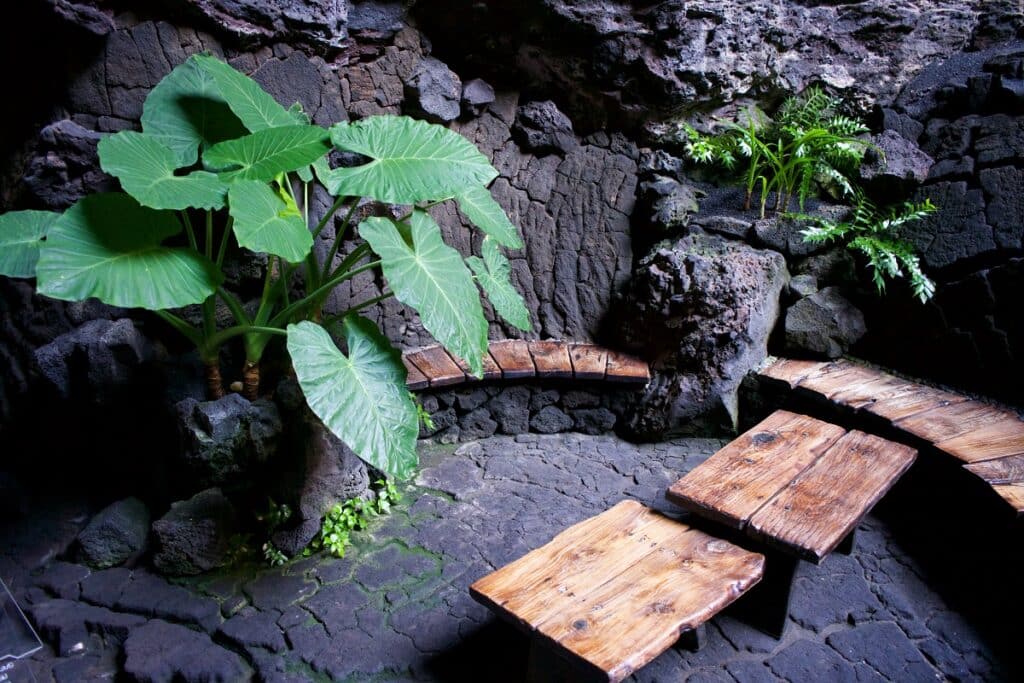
666, 410, 847, 529
861, 384, 967, 423
529, 340, 574, 379
488, 339, 536, 379
569, 344, 607, 381
534, 527, 763, 682
605, 350, 650, 384
934, 417, 1024, 463
402, 356, 429, 391
747, 430, 917, 563
990, 484, 1024, 517
451, 348, 503, 381
403, 346, 466, 387
795, 361, 897, 401
758, 358, 831, 388
894, 400, 1016, 445
964, 454, 1024, 485
827, 374, 933, 410
470, 501, 684, 629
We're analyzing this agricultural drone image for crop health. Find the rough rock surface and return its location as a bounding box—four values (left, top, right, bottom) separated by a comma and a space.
404, 56, 462, 122
175, 393, 283, 487
621, 232, 789, 435
512, 100, 578, 155
152, 488, 238, 576
6, 433, 1015, 681
785, 287, 868, 359
76, 497, 150, 569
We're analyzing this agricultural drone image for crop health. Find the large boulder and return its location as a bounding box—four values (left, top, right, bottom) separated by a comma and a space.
174, 393, 283, 488
404, 56, 462, 122
77, 497, 150, 569
621, 231, 789, 435
513, 100, 578, 155
152, 488, 237, 576
785, 287, 867, 359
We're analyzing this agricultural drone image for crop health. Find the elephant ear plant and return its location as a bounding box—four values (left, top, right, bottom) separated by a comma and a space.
0, 54, 531, 481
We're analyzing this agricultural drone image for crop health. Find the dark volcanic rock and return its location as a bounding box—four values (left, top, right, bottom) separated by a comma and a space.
124, 619, 251, 683
404, 56, 462, 123
621, 231, 788, 435
23, 119, 112, 208
785, 287, 867, 359
152, 488, 237, 576
860, 129, 934, 192
641, 176, 702, 233
175, 393, 283, 487
169, 0, 348, 50
513, 100, 578, 155
461, 78, 496, 116
77, 497, 150, 569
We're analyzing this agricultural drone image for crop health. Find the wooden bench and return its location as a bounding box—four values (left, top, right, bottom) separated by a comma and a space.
666, 409, 917, 636
757, 357, 1024, 517
401, 340, 651, 391
470, 500, 764, 682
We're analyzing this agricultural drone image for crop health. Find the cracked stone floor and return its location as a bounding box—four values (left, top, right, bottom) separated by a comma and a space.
2, 432, 1020, 682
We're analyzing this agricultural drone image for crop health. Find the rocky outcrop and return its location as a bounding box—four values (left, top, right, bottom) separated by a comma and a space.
77, 498, 151, 569
152, 489, 238, 576
785, 287, 867, 359
620, 231, 789, 436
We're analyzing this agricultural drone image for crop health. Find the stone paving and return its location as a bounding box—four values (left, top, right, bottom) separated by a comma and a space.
1, 433, 1015, 682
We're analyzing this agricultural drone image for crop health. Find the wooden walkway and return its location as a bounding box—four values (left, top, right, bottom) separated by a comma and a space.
758, 357, 1024, 517
402, 340, 650, 390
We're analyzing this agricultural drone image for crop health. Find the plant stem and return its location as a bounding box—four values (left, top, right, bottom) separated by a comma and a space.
242, 360, 260, 400
324, 291, 394, 327
154, 310, 202, 346
204, 360, 225, 400
205, 210, 214, 259
181, 211, 198, 250
312, 195, 347, 239
218, 287, 251, 325
323, 200, 361, 277
253, 256, 277, 325
269, 258, 381, 328
216, 217, 233, 266
206, 324, 287, 350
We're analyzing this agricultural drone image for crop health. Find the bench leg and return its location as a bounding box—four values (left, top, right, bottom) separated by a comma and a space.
677, 623, 706, 652
836, 529, 857, 555
732, 552, 799, 639
527, 637, 603, 683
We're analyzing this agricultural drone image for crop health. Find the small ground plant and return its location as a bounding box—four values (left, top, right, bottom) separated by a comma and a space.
0, 54, 532, 482
308, 479, 403, 559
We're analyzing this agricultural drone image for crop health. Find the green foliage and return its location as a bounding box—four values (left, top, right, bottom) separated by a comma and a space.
798, 195, 937, 302
0, 53, 530, 483
310, 480, 402, 558
262, 542, 288, 567
255, 498, 293, 531
412, 394, 436, 432
467, 237, 532, 331
680, 87, 870, 217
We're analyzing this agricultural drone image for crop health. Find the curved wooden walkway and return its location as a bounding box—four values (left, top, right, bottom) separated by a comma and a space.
758, 357, 1024, 517
402, 340, 650, 390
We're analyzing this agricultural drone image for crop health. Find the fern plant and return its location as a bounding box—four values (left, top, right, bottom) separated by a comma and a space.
798, 194, 937, 302
681, 87, 870, 217
0, 54, 531, 482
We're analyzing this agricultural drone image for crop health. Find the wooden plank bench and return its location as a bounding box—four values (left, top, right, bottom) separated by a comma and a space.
757, 356, 1024, 517
470, 500, 764, 682
666, 409, 917, 636
402, 340, 650, 389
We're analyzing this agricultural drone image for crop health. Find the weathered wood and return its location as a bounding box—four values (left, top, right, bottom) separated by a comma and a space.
605, 350, 651, 384
569, 344, 608, 381
964, 454, 1024, 485
990, 484, 1024, 517
488, 339, 536, 379
471, 500, 764, 683
795, 361, 898, 401
529, 341, 574, 379
861, 385, 968, 423
894, 400, 1016, 445
403, 346, 466, 387
933, 417, 1024, 463
758, 358, 831, 388
747, 430, 917, 563
666, 410, 846, 529
827, 374, 933, 410
451, 348, 504, 381
402, 356, 430, 391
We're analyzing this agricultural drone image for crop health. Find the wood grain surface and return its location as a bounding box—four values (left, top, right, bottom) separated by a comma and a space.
605, 350, 651, 383
569, 344, 608, 381
894, 400, 1015, 444
795, 362, 899, 401
990, 484, 1024, 516
747, 430, 917, 562
934, 417, 1024, 463
758, 358, 831, 388
470, 500, 763, 682
451, 348, 504, 381
964, 454, 1024, 485
402, 356, 429, 390
529, 341, 575, 379
403, 346, 466, 387
666, 410, 846, 529
487, 340, 536, 379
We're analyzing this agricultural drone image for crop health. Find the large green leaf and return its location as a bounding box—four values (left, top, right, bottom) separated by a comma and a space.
0, 210, 60, 278
192, 54, 296, 133
36, 193, 223, 310
287, 318, 419, 480
203, 125, 330, 182
360, 209, 488, 376
98, 131, 228, 210
140, 55, 247, 167
467, 237, 531, 331
228, 180, 312, 262
324, 116, 498, 202
456, 185, 522, 248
